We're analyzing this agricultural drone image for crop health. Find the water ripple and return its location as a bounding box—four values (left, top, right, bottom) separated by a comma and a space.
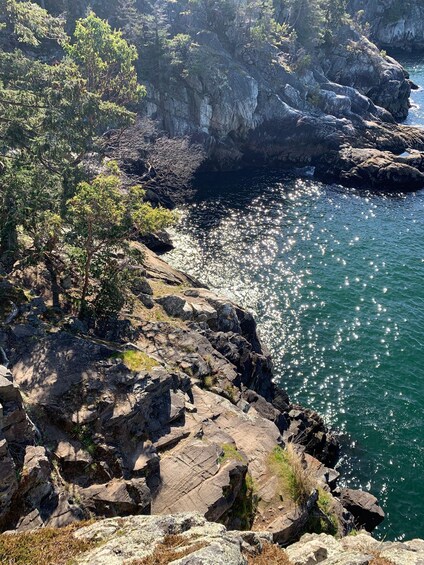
167, 170, 424, 541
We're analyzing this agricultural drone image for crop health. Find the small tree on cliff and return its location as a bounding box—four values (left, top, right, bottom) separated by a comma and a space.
67, 163, 174, 319
65, 11, 145, 106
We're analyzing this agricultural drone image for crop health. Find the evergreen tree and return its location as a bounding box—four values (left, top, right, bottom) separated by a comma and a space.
65, 11, 145, 106
67, 164, 174, 319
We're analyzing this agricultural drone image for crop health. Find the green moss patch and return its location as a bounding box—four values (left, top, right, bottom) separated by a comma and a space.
218, 443, 245, 464
306, 488, 339, 536
115, 350, 160, 372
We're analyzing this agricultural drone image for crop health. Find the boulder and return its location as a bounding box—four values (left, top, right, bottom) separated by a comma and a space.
152, 440, 247, 522
317, 147, 424, 192
287, 532, 372, 565
156, 295, 194, 320
80, 478, 151, 517
0, 438, 18, 521
287, 531, 424, 565
0, 373, 20, 404
339, 488, 385, 531
138, 230, 174, 254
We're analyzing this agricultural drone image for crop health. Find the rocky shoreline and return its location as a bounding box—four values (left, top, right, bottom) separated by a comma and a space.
0, 242, 387, 551
0, 245, 422, 562
1, 2, 424, 562
139, 8, 424, 195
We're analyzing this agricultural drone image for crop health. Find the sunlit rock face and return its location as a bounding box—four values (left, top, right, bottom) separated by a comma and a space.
349, 0, 424, 51
34, 0, 424, 181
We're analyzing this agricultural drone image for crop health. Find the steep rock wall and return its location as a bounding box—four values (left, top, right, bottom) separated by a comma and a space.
349, 0, 424, 50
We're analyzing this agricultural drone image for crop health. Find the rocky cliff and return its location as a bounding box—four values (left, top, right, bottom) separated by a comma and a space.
0, 243, 386, 549
349, 0, 424, 51
141, 16, 424, 181
29, 0, 424, 191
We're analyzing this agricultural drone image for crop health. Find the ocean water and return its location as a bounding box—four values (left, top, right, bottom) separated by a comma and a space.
166, 56, 424, 540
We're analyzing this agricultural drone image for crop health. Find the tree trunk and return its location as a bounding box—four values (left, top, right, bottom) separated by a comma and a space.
0, 193, 18, 270
79, 252, 92, 320
44, 256, 61, 310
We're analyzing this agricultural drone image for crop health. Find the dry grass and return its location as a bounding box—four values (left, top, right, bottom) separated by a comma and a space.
150, 281, 188, 298
130, 535, 207, 564
247, 543, 291, 565
268, 444, 314, 506
370, 556, 395, 565
0, 522, 96, 565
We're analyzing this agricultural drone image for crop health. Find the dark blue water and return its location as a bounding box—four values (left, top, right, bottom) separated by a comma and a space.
166, 57, 424, 541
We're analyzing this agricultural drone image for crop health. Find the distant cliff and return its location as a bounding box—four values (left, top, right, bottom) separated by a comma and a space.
28, 0, 424, 191
349, 0, 424, 50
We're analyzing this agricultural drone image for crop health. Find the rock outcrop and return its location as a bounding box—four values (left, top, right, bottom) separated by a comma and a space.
141, 18, 424, 191
287, 531, 424, 565
338, 489, 385, 532
0, 245, 385, 544
316, 146, 424, 191
28, 0, 424, 191
4, 512, 423, 565
72, 513, 249, 565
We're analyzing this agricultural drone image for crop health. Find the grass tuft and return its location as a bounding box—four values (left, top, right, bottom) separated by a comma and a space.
370, 556, 395, 565
229, 472, 258, 529
306, 487, 339, 536
268, 444, 313, 507
203, 375, 217, 390
130, 534, 207, 564
218, 443, 245, 464
247, 542, 291, 564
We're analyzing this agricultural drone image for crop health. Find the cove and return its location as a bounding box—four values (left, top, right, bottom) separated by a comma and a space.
166, 56, 424, 541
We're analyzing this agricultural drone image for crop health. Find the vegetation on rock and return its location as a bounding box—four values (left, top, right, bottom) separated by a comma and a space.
268, 444, 313, 507
0, 1, 178, 322
0, 522, 97, 565
117, 349, 160, 372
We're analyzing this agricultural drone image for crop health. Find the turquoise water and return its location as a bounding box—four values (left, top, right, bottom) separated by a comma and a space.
404, 54, 424, 127
166, 59, 424, 541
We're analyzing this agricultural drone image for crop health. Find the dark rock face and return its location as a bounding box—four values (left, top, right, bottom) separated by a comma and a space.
134, 4, 424, 190
339, 489, 385, 531
318, 29, 411, 121
138, 231, 175, 254
37, 0, 424, 191
316, 147, 424, 192
349, 0, 424, 51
